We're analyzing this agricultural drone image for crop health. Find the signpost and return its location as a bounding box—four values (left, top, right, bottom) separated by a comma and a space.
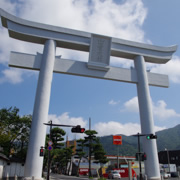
113, 135, 122, 169
48, 146, 52, 151
113, 135, 122, 145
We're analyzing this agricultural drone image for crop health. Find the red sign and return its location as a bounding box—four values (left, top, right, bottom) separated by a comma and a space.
79, 168, 89, 175
113, 135, 122, 145
103, 168, 136, 178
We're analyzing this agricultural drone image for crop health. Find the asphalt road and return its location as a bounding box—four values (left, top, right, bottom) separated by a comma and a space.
48, 173, 180, 180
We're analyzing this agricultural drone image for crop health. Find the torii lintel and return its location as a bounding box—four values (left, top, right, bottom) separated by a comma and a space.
0, 8, 177, 64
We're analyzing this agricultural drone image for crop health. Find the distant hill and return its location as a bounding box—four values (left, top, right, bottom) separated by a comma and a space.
99, 124, 180, 156
156, 124, 180, 150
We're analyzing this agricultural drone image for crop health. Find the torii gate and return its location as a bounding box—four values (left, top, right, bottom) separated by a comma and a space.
0, 9, 177, 180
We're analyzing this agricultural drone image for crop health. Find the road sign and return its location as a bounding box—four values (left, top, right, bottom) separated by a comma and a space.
113, 135, 122, 145
48, 146, 53, 151
48, 141, 53, 146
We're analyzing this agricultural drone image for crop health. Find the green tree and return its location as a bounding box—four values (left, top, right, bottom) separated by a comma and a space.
94, 138, 108, 164
53, 148, 66, 173
84, 130, 98, 178
64, 146, 74, 175
14, 115, 32, 161
76, 138, 86, 176
44, 127, 66, 172
0, 107, 31, 160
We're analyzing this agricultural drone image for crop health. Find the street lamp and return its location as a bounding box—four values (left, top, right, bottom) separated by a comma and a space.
165, 148, 170, 173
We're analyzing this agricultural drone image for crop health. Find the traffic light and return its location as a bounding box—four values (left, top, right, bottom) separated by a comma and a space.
71, 125, 85, 133
141, 153, 147, 161
146, 134, 157, 139
39, 147, 44, 157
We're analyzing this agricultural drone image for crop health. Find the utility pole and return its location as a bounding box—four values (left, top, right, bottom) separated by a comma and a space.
89, 117, 92, 178
165, 148, 170, 173
137, 133, 143, 180
47, 120, 52, 180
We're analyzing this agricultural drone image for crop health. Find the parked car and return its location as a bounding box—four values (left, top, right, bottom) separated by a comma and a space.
160, 171, 170, 179
108, 170, 121, 179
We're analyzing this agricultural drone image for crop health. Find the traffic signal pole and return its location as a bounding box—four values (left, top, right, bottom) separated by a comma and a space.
47, 120, 52, 180
137, 133, 143, 180
133, 132, 157, 180
44, 121, 86, 179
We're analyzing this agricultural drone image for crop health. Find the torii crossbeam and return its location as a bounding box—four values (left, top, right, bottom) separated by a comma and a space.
0, 8, 177, 180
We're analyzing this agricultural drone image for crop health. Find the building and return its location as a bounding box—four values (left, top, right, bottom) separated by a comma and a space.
66, 138, 77, 154
158, 150, 180, 167
0, 153, 25, 179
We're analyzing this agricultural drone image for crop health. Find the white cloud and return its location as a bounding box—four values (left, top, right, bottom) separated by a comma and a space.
0, 67, 38, 84
48, 112, 88, 139
122, 96, 139, 113
0, 68, 23, 84
0, 0, 148, 84
93, 121, 165, 136
122, 96, 180, 120
153, 100, 180, 120
109, 99, 120, 105
150, 56, 180, 84
48, 112, 166, 138
49, 112, 87, 127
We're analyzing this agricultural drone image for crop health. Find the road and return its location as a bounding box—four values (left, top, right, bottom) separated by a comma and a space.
49, 173, 94, 179
48, 173, 180, 180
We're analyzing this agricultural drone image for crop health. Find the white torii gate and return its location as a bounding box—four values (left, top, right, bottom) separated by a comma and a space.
0, 9, 177, 180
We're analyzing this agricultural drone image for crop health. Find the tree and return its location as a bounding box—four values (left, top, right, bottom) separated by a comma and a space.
76, 138, 86, 176
64, 146, 74, 175
53, 148, 66, 173
14, 115, 32, 161
84, 130, 98, 177
0, 107, 31, 160
94, 138, 108, 164
44, 127, 66, 172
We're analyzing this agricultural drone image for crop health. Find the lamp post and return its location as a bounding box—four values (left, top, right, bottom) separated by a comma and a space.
165, 148, 170, 173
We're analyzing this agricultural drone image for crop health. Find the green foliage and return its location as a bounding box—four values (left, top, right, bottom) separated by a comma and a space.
94, 138, 108, 164
0, 107, 32, 160
84, 130, 108, 177
44, 127, 66, 171
50, 127, 66, 149
76, 139, 86, 176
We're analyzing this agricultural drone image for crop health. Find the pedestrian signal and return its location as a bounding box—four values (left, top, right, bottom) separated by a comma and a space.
40, 147, 44, 156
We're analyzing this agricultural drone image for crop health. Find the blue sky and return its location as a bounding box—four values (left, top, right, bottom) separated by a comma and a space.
0, 0, 180, 140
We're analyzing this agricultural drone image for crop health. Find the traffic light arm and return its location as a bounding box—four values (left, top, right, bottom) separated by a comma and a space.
44, 122, 85, 133
133, 133, 157, 139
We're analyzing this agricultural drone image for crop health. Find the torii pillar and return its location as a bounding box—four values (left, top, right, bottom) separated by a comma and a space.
24, 40, 56, 179
135, 55, 160, 179
0, 8, 177, 180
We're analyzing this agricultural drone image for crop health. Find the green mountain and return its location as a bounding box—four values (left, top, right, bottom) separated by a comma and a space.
156, 124, 180, 150
99, 124, 180, 156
